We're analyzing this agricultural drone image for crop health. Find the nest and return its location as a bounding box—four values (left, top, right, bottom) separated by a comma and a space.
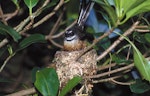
54, 49, 97, 87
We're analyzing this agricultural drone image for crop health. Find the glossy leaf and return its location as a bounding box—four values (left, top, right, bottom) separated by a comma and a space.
24, 0, 39, 15
24, 0, 39, 9
115, 32, 150, 81
34, 68, 59, 96
115, 0, 150, 24
59, 76, 82, 96
18, 34, 46, 51
32, 67, 41, 83
133, 49, 150, 81
12, 0, 18, 4
130, 79, 150, 94
144, 33, 150, 43
0, 22, 21, 42
95, 0, 117, 27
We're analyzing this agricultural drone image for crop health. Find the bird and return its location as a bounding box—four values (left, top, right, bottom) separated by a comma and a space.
63, 0, 95, 51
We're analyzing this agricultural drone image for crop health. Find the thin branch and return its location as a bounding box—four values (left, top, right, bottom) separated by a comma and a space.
0, 53, 15, 72
6, 87, 36, 96
0, 38, 9, 48
0, 5, 8, 25
0, 0, 50, 48
5, 10, 19, 21
111, 79, 135, 86
92, 75, 122, 83
49, 39, 63, 48
46, 11, 64, 48
51, 20, 77, 39
134, 29, 150, 32
33, 0, 64, 28
46, 10, 64, 40
76, 28, 115, 61
97, 63, 116, 71
96, 21, 140, 61
85, 64, 134, 79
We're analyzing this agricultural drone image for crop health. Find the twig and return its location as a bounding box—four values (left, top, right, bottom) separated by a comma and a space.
6, 87, 36, 96
51, 20, 77, 39
92, 75, 122, 83
33, 0, 64, 28
97, 63, 116, 71
111, 79, 135, 85
5, 10, 19, 21
0, 0, 50, 49
49, 39, 63, 48
134, 29, 150, 32
0, 53, 15, 72
76, 28, 115, 61
96, 21, 140, 61
46, 11, 64, 48
0, 38, 9, 48
0, 5, 8, 25
85, 64, 134, 79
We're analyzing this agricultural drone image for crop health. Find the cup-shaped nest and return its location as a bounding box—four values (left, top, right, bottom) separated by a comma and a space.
54, 49, 97, 87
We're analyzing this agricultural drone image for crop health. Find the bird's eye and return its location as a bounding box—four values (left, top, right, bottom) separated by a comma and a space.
65, 30, 75, 37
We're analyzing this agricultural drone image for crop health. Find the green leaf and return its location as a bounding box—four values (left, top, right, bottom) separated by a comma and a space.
18, 34, 46, 51
24, 0, 39, 9
95, 0, 118, 27
59, 76, 82, 96
24, 0, 39, 15
120, 0, 150, 24
32, 67, 41, 83
133, 48, 150, 81
0, 22, 21, 42
12, 0, 18, 4
34, 68, 59, 96
115, 32, 150, 81
144, 33, 150, 43
130, 79, 150, 94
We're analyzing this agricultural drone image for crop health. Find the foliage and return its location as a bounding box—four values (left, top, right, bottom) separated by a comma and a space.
0, 0, 150, 95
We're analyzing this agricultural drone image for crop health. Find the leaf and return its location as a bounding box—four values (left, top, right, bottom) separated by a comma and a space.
95, 0, 118, 27
24, 0, 39, 9
130, 79, 150, 94
12, 0, 18, 4
144, 33, 150, 43
120, 0, 150, 24
32, 67, 41, 83
0, 22, 21, 42
115, 32, 150, 81
59, 76, 82, 96
133, 49, 150, 81
18, 34, 46, 51
24, 0, 39, 15
34, 68, 59, 96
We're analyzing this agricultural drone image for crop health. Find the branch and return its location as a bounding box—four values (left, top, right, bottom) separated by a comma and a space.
33, 0, 64, 28
6, 87, 36, 96
76, 28, 115, 61
96, 21, 140, 61
85, 64, 134, 79
111, 79, 135, 85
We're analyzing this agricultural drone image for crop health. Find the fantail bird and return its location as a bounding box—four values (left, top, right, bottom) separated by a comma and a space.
64, 0, 95, 51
